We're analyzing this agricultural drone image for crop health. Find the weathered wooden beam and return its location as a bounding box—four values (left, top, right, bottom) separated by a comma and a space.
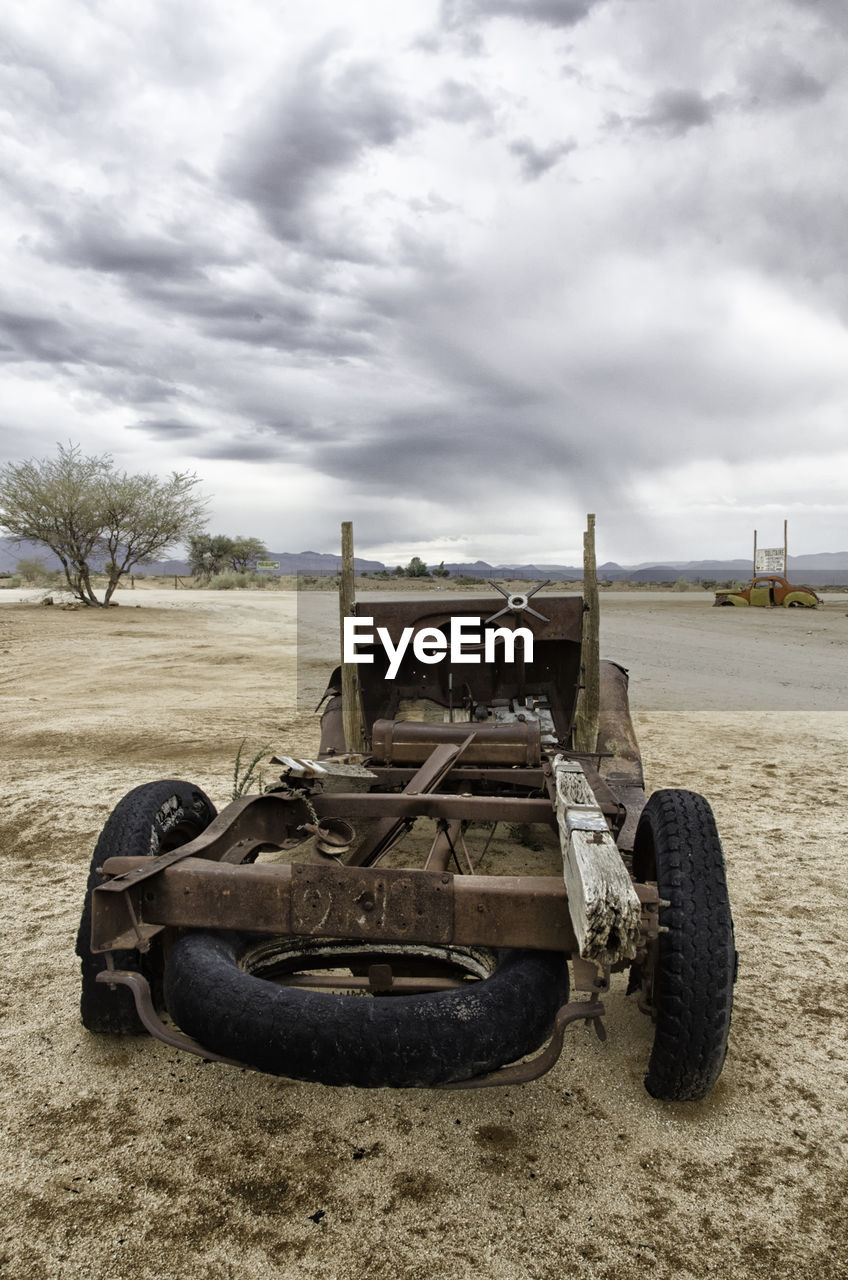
574, 512, 600, 753
339, 521, 363, 753
553, 755, 641, 965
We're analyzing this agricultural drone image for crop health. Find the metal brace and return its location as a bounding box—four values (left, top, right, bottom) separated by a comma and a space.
438, 999, 606, 1090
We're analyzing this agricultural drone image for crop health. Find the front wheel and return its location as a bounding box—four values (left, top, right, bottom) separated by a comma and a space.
76, 780, 217, 1034
632, 789, 736, 1101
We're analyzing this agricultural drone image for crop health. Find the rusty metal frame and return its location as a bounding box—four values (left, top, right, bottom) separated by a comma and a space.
87, 586, 660, 1088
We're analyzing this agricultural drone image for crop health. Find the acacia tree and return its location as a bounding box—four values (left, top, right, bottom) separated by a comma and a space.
0, 442, 208, 605
188, 534, 267, 578
229, 536, 267, 572
405, 556, 431, 578
188, 533, 236, 580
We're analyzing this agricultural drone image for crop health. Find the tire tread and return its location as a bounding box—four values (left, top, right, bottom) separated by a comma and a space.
636, 789, 736, 1102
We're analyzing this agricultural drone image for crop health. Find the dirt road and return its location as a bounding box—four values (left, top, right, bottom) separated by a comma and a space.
1, 588, 845, 1279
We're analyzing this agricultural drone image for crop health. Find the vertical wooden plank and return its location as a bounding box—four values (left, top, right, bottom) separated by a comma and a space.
339, 521, 363, 753
553, 756, 641, 964
574, 513, 600, 753
784, 518, 788, 575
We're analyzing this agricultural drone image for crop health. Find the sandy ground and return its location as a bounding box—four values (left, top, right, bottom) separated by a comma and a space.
1, 587, 846, 1280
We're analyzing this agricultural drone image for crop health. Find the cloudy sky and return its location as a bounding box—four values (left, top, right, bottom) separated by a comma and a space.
1, 0, 847, 567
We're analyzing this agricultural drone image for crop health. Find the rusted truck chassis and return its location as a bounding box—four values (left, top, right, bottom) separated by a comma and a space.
77, 591, 736, 1100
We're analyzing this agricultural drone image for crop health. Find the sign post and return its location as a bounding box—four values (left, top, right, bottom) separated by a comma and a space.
753, 521, 788, 575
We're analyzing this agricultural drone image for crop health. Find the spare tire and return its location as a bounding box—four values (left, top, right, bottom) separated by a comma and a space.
164, 933, 569, 1087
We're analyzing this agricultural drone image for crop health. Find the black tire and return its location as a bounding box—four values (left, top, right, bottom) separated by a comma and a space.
76, 780, 217, 1034
163, 934, 569, 1087
632, 789, 736, 1101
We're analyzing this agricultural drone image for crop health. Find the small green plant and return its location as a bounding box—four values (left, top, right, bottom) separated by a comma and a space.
231, 739, 271, 800
209, 572, 243, 590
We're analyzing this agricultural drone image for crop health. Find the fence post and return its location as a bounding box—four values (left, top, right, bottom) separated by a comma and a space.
574, 513, 600, 753
339, 522, 363, 753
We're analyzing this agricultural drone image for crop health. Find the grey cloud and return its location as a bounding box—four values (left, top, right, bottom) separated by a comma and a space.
195, 420, 317, 462
407, 192, 456, 215
0, 27, 106, 122
134, 278, 377, 359
222, 38, 415, 247
508, 136, 576, 179
44, 210, 225, 280
440, 0, 601, 31
80, 370, 178, 409
0, 308, 123, 367
624, 88, 715, 137
430, 79, 495, 126
741, 52, 827, 108
791, 0, 848, 35
300, 407, 588, 503
192, 438, 286, 462
128, 418, 202, 440
127, 418, 312, 463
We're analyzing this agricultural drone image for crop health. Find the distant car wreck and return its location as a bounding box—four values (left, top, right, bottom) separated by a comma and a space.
713, 574, 820, 608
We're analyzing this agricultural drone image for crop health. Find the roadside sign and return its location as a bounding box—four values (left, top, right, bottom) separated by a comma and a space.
256, 561, 280, 571
755, 548, 784, 572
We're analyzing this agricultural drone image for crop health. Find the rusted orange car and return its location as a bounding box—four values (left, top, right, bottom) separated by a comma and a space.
714, 574, 820, 607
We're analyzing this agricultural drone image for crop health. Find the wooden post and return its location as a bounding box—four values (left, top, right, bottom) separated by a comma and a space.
339, 522, 363, 754
753, 529, 757, 574
574, 514, 600, 753
784, 519, 788, 575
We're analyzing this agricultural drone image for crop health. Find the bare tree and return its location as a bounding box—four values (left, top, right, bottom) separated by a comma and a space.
0, 442, 208, 605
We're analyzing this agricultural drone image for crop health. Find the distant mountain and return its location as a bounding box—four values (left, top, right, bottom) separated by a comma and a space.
0, 539, 383, 577
3, 536, 848, 584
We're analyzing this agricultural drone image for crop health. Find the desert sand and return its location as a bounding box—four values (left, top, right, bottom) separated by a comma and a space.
1, 585, 846, 1280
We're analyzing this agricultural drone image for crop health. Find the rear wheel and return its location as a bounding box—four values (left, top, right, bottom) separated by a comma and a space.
163, 933, 569, 1087
76, 780, 217, 1034
632, 789, 736, 1101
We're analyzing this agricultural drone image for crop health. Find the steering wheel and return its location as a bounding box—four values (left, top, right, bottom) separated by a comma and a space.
484, 579, 551, 626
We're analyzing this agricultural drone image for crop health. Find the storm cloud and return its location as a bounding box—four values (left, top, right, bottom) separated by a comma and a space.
440, 0, 603, 31
1, 0, 847, 565
221, 38, 415, 250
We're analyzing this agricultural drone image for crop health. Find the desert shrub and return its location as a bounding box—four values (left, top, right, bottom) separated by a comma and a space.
0, 574, 21, 588
455, 575, 485, 585
209, 572, 250, 590
672, 577, 693, 592
16, 557, 61, 586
